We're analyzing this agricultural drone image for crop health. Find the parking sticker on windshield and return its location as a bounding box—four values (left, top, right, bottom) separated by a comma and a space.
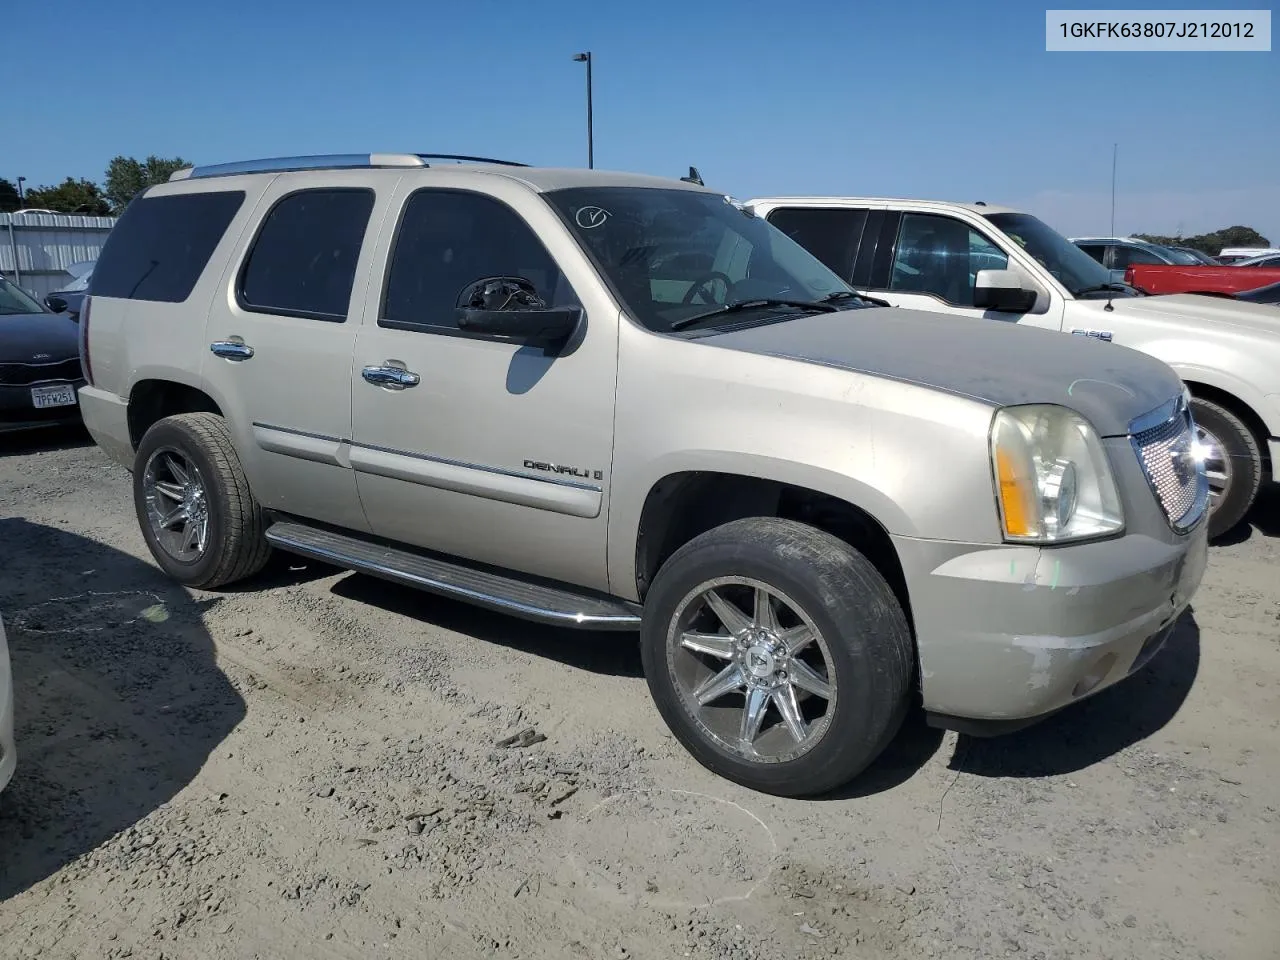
575, 205, 610, 229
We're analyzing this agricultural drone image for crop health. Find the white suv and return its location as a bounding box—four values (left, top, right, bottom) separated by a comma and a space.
748, 196, 1280, 538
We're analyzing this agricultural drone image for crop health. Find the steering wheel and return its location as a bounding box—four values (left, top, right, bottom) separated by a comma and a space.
682, 271, 733, 306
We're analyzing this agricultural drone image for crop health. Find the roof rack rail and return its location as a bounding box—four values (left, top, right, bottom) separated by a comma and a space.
415, 153, 529, 167
169, 151, 527, 182
170, 153, 428, 181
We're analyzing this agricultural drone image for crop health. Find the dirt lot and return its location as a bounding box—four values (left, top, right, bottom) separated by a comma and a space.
1, 426, 1277, 960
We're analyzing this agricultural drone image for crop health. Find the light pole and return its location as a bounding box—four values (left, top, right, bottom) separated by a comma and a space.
16, 177, 25, 203
572, 51, 594, 169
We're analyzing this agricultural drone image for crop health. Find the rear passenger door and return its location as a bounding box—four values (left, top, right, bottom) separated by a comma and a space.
202, 172, 387, 533
765, 206, 870, 283
764, 204, 920, 298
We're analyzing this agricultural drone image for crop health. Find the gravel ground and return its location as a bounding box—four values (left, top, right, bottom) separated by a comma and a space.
1, 426, 1278, 960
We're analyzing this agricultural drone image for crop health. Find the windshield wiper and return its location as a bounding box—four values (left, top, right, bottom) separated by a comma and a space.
820, 290, 891, 308
669, 298, 838, 331
1075, 282, 1143, 296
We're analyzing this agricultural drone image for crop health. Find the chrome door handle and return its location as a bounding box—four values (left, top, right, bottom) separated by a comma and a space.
362, 364, 421, 389
211, 340, 254, 361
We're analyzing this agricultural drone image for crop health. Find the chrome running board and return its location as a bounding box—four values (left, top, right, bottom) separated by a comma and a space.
265, 520, 642, 631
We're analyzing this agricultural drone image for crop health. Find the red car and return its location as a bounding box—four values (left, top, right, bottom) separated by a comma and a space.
1125, 262, 1280, 296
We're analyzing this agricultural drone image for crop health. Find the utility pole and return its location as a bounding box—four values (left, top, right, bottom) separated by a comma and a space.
1110, 143, 1117, 237
572, 52, 594, 169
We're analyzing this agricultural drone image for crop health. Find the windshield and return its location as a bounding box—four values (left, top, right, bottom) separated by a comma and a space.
542, 187, 857, 333
1176, 248, 1215, 264
1162, 246, 1204, 265
0, 277, 47, 316
983, 212, 1133, 297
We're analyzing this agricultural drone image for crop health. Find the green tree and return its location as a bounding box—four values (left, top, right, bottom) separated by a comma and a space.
19, 177, 112, 215
104, 155, 190, 213
0, 178, 21, 213
1134, 226, 1271, 257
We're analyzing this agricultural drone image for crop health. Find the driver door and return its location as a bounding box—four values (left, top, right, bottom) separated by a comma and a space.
346, 182, 619, 593
866, 212, 1062, 332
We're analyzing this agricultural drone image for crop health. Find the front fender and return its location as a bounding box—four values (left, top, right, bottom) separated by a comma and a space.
606, 450, 915, 603
1149, 351, 1280, 437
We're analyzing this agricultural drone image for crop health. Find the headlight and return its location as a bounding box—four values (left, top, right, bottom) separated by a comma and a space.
990, 404, 1124, 543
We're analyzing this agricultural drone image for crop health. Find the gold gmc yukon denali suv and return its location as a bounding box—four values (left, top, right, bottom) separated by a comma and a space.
75, 154, 1208, 796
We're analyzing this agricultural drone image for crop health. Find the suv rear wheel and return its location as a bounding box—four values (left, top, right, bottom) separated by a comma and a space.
640, 517, 913, 798
133, 413, 272, 589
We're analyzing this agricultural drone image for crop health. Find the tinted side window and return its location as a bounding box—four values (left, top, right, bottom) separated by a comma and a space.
765, 208, 867, 282
382, 190, 576, 332
1076, 244, 1106, 264
887, 213, 1008, 307
91, 191, 245, 302
852, 211, 901, 288
1111, 245, 1164, 270
239, 188, 375, 322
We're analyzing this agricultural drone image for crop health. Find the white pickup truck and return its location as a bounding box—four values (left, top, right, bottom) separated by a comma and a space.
748, 196, 1280, 538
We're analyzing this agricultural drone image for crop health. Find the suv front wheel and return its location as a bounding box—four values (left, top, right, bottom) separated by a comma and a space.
132, 413, 272, 590
640, 517, 914, 798
1188, 396, 1262, 539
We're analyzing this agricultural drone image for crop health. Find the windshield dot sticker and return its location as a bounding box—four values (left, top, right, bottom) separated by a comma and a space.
576, 205, 610, 229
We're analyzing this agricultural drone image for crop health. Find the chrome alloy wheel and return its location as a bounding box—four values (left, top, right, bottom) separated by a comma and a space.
666, 576, 836, 763
1195, 424, 1232, 505
142, 448, 210, 563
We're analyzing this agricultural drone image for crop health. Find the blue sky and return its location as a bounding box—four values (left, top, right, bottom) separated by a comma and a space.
12, 0, 1278, 242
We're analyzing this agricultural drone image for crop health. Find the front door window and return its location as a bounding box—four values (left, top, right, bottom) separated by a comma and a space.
886, 213, 1008, 307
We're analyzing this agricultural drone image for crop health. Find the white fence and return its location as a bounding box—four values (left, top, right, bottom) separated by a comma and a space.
1, 211, 117, 298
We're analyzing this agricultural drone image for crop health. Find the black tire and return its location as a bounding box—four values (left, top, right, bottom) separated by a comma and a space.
640, 516, 914, 798
132, 413, 272, 589
1189, 397, 1262, 540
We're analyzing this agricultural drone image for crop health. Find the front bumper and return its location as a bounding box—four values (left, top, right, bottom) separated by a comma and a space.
0, 379, 85, 433
893, 522, 1209, 724
0, 616, 15, 794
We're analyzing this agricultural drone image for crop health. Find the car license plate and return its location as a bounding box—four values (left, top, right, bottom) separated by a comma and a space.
31, 384, 78, 409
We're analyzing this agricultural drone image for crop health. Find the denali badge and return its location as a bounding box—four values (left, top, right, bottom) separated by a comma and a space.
523, 459, 603, 482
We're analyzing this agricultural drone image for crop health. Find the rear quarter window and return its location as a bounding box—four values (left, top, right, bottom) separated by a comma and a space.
90, 190, 246, 302
764, 207, 867, 282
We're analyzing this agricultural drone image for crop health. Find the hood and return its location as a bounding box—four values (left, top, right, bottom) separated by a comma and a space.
1105, 293, 1280, 335
709, 307, 1184, 437
0, 311, 81, 364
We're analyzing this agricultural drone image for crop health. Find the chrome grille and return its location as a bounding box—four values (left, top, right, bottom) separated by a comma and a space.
1130, 396, 1209, 534
0, 358, 83, 386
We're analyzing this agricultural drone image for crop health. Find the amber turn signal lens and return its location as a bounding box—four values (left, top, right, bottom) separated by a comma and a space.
995, 445, 1035, 538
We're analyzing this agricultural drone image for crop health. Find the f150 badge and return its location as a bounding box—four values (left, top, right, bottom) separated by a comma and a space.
524, 459, 603, 482
1070, 328, 1113, 342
